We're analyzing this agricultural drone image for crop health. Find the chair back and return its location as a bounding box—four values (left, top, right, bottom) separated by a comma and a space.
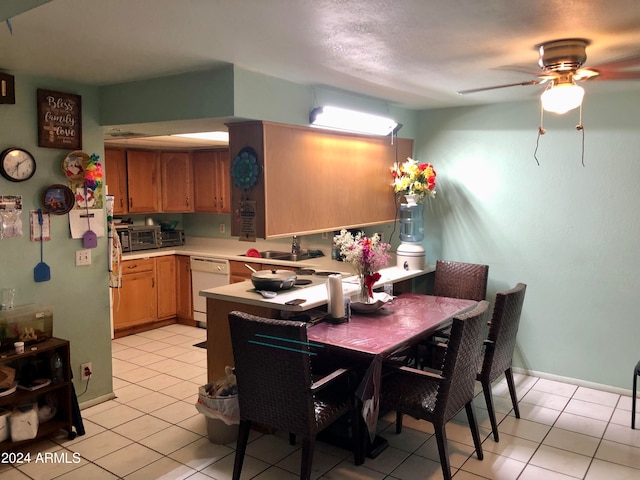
433, 260, 489, 301
437, 301, 490, 421
481, 283, 527, 382
228, 311, 316, 436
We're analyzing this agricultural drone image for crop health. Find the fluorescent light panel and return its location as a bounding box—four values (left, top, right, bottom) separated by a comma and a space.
310, 106, 398, 135
172, 131, 229, 141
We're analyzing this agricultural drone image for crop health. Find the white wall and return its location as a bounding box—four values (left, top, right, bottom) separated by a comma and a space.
416, 91, 640, 389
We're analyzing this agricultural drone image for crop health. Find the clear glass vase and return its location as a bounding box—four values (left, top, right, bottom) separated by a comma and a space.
358, 273, 372, 303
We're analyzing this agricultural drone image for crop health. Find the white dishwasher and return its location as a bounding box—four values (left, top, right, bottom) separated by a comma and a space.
190, 257, 230, 325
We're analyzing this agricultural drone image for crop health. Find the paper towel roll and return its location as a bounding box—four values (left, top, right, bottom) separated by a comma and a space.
328, 274, 345, 318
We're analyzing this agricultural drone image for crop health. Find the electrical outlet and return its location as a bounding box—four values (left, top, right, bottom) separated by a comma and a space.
76, 249, 91, 266
80, 362, 92, 380
219, 223, 225, 233
321, 232, 328, 240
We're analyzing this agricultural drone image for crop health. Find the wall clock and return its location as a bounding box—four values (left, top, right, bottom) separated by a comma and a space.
0, 148, 37, 182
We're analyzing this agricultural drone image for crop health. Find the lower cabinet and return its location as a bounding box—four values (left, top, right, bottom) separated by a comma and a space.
156, 256, 177, 320
113, 259, 157, 333
0, 338, 74, 451
113, 256, 184, 337
176, 255, 193, 322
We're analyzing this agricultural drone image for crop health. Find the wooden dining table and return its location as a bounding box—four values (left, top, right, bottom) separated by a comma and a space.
307, 293, 477, 445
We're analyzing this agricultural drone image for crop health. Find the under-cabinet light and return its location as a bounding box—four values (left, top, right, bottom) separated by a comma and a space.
309, 106, 399, 136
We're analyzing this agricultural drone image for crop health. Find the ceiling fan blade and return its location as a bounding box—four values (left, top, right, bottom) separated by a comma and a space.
457, 80, 542, 95
588, 52, 640, 72
588, 70, 640, 81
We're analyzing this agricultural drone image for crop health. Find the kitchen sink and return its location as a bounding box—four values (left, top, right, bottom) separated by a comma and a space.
242, 250, 311, 261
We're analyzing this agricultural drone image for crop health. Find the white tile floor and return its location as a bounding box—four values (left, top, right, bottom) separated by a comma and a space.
3, 323, 640, 479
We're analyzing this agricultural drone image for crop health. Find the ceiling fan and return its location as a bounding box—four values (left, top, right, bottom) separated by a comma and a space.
458, 38, 640, 113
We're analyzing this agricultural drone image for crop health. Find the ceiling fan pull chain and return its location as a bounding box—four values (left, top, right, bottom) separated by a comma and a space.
576, 104, 585, 167
533, 103, 546, 166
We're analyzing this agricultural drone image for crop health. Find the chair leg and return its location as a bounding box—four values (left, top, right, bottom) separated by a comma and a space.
465, 402, 484, 460
505, 367, 520, 419
232, 419, 251, 480
433, 424, 453, 480
396, 411, 403, 434
481, 379, 500, 442
300, 436, 316, 480
633, 368, 638, 429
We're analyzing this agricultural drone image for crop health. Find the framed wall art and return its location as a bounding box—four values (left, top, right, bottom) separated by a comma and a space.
36, 89, 82, 150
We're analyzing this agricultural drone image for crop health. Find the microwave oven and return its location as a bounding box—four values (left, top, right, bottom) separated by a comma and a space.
117, 226, 161, 252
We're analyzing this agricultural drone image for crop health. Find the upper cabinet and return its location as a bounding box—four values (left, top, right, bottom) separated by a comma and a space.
105, 147, 128, 215
106, 147, 230, 214
227, 121, 413, 239
161, 151, 193, 212
126, 150, 161, 213
192, 149, 231, 213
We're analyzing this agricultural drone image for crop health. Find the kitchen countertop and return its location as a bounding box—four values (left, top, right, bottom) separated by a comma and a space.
121, 236, 434, 312
200, 266, 432, 312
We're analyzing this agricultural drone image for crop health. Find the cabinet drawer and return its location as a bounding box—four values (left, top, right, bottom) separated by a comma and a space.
121, 258, 155, 274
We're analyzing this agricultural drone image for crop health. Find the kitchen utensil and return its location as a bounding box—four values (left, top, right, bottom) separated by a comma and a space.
34, 209, 51, 282
250, 269, 297, 291
244, 263, 258, 273
82, 184, 98, 249
257, 290, 277, 298
246, 248, 261, 258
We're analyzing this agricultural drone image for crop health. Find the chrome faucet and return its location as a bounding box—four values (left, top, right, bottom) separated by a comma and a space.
291, 235, 301, 255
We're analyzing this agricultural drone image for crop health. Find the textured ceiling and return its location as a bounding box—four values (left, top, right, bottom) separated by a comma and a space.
2, 0, 640, 144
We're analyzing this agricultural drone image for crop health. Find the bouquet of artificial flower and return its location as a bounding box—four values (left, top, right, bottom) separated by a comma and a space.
390, 157, 436, 202
334, 230, 391, 299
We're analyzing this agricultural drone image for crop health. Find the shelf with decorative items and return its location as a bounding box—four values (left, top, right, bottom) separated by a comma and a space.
390, 158, 437, 271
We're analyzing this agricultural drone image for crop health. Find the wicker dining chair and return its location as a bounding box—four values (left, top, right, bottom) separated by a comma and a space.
380, 301, 490, 480
433, 260, 489, 301
478, 283, 527, 441
228, 311, 363, 480
419, 260, 490, 369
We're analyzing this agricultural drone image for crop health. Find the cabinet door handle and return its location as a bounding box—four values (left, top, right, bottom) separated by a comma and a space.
129, 197, 133, 209
186, 196, 190, 207
127, 264, 137, 269
119, 198, 123, 208
152, 278, 155, 288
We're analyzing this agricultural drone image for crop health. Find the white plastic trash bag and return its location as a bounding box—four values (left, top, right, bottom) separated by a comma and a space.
196, 366, 239, 425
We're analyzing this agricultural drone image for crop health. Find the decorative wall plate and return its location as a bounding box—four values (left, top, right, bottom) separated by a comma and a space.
231, 147, 261, 190
61, 151, 89, 182
42, 184, 75, 215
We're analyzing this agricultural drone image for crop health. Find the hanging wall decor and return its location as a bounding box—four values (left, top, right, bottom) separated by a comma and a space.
36, 89, 82, 150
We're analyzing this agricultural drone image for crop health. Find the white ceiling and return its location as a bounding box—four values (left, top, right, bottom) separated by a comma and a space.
2, 0, 640, 146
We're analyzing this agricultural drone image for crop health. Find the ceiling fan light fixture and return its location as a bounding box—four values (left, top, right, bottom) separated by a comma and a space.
309, 106, 399, 136
541, 82, 585, 114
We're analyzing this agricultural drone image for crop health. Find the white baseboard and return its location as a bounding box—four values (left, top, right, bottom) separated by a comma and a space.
79, 392, 116, 410
512, 367, 632, 396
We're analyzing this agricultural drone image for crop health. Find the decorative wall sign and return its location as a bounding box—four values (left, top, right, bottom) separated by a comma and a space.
36, 89, 82, 149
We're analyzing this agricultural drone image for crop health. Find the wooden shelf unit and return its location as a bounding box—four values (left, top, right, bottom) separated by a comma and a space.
0, 338, 74, 451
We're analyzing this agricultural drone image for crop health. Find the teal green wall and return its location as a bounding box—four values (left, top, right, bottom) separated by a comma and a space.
99, 65, 235, 125
0, 74, 111, 401
416, 91, 640, 389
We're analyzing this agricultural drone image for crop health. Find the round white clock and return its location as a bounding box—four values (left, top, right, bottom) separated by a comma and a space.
1, 148, 37, 182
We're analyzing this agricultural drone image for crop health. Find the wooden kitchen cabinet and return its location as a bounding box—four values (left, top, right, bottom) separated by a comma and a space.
156, 255, 177, 319
113, 259, 157, 334
105, 147, 128, 215
228, 121, 413, 239
176, 255, 193, 322
192, 149, 230, 213
126, 150, 160, 213
160, 151, 194, 212
0, 338, 74, 451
